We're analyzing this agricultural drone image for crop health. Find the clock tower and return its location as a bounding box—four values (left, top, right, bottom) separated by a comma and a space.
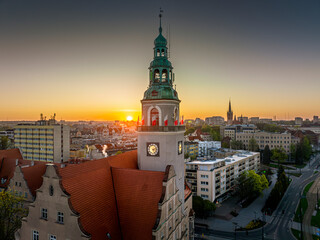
137, 12, 185, 202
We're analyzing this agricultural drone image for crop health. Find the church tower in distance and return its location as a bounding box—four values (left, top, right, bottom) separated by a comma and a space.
227, 99, 233, 125
137, 12, 185, 203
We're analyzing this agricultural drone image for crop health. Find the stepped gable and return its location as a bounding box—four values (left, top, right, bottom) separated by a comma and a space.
111, 167, 165, 240
59, 150, 139, 240
0, 148, 24, 188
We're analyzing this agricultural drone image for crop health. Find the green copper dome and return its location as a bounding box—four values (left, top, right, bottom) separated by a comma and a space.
149, 58, 172, 68
154, 32, 167, 47
143, 85, 179, 100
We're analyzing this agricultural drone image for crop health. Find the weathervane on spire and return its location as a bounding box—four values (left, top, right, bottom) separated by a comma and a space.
159, 8, 163, 33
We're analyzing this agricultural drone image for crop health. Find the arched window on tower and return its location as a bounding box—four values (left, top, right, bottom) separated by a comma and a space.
156, 49, 160, 57
161, 49, 165, 57
150, 108, 159, 126
162, 69, 167, 82
154, 69, 160, 83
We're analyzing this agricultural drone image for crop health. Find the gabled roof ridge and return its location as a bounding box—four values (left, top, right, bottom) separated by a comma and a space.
17, 166, 34, 199
53, 164, 92, 238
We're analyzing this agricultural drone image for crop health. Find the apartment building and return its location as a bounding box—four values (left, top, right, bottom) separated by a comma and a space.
185, 151, 260, 202
221, 124, 257, 140
184, 142, 199, 159
198, 141, 221, 157
14, 115, 70, 163
205, 116, 225, 125
236, 131, 299, 153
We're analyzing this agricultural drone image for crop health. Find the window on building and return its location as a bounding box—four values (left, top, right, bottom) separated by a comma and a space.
41, 208, 47, 220
49, 235, 57, 240
57, 212, 64, 224
32, 230, 39, 240
150, 108, 159, 126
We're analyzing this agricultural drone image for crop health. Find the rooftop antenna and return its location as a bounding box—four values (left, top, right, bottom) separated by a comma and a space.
167, 24, 171, 58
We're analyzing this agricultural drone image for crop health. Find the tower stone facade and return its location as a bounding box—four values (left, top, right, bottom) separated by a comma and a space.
227, 100, 233, 125
137, 14, 185, 203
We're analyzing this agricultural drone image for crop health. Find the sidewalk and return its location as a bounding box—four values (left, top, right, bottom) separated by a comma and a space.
303, 175, 320, 240
196, 173, 277, 231
291, 221, 320, 237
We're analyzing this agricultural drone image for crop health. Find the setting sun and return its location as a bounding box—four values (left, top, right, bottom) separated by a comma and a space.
126, 116, 133, 121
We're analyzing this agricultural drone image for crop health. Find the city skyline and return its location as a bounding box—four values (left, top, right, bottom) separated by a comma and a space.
1, 0, 319, 121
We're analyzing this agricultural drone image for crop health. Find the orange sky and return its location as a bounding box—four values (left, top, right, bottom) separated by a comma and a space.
0, 1, 319, 121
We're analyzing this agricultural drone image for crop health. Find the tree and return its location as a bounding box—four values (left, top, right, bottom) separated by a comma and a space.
248, 138, 259, 152
295, 143, 304, 165
271, 147, 287, 162
221, 137, 231, 148
301, 137, 312, 162
236, 170, 269, 200
231, 140, 244, 150
263, 145, 271, 164
277, 165, 285, 179
290, 143, 296, 161
184, 127, 195, 136
192, 196, 216, 218
201, 125, 211, 133
203, 200, 216, 217
184, 153, 189, 159
0, 190, 28, 240
209, 126, 221, 141
0, 136, 10, 150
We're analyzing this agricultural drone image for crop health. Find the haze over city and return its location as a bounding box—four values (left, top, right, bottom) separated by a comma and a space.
1, 0, 319, 121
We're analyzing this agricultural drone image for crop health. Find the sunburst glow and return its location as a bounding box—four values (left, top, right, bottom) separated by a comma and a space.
126, 116, 133, 121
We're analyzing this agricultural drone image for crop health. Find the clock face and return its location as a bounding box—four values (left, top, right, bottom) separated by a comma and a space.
147, 142, 159, 156
178, 141, 183, 155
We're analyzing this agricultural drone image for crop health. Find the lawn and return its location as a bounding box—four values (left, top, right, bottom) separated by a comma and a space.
294, 181, 314, 222
311, 200, 320, 228
295, 163, 307, 169
294, 198, 308, 222
304, 181, 314, 195
291, 228, 301, 239
288, 172, 302, 178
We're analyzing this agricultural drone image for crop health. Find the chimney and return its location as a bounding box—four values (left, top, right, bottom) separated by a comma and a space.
31, 161, 34, 166
16, 159, 19, 166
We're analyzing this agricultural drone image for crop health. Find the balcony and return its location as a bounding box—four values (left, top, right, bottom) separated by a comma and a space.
137, 125, 185, 132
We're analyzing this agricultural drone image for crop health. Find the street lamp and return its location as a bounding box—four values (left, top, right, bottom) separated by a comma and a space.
232, 222, 239, 240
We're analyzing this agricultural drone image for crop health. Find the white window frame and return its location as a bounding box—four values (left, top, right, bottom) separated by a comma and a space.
32, 230, 39, 240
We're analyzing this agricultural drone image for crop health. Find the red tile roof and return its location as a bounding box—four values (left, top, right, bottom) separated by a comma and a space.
21, 164, 47, 196
59, 150, 142, 240
184, 182, 192, 201
0, 148, 23, 188
112, 167, 164, 240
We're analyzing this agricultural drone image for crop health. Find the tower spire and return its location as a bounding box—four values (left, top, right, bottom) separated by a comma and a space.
159, 8, 163, 33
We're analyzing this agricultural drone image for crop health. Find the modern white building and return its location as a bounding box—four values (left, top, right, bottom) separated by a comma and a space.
185, 151, 260, 202
197, 141, 221, 157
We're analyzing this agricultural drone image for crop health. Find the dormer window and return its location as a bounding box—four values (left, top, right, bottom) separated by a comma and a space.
49, 185, 54, 196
